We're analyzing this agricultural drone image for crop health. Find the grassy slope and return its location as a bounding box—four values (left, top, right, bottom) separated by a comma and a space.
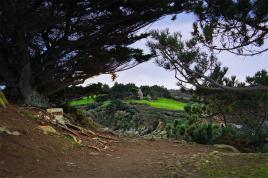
68, 96, 185, 111
128, 98, 186, 111
68, 96, 96, 106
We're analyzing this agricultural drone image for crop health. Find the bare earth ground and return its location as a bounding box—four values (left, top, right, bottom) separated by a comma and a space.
1, 106, 268, 178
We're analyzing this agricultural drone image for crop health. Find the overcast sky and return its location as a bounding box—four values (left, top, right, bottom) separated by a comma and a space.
83, 13, 268, 89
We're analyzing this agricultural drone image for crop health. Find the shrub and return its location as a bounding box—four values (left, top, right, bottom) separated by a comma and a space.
167, 103, 223, 144
75, 109, 101, 128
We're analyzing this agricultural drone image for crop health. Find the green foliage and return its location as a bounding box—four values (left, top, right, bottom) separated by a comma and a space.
140, 85, 171, 99
167, 103, 234, 144
68, 95, 96, 106
75, 109, 101, 129
194, 70, 268, 148
86, 100, 139, 130
167, 116, 223, 144
64, 106, 101, 129
57, 83, 110, 101
109, 83, 139, 100
85, 99, 185, 134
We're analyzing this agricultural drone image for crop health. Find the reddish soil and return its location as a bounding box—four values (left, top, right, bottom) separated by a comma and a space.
1, 105, 266, 178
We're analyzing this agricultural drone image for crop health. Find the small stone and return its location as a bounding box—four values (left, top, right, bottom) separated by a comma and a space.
89, 152, 99, 156
0, 126, 21, 136
46, 108, 65, 124
209, 151, 219, 155
65, 162, 76, 167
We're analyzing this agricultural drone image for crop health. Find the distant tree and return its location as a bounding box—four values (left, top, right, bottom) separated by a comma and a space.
140, 85, 171, 99
110, 83, 138, 99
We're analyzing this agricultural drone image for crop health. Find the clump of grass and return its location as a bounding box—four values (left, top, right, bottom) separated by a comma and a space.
64, 134, 82, 146
200, 154, 268, 178
64, 106, 101, 129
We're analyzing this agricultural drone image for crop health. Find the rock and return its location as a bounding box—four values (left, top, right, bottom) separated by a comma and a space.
38, 125, 57, 135
46, 108, 65, 125
0, 126, 21, 136
263, 121, 268, 128
213, 144, 240, 153
98, 127, 110, 132
230, 123, 243, 129
159, 130, 167, 138
89, 152, 99, 156
209, 151, 220, 155
124, 128, 139, 136
65, 162, 76, 167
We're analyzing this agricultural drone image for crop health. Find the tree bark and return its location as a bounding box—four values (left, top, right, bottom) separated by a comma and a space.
19, 62, 34, 102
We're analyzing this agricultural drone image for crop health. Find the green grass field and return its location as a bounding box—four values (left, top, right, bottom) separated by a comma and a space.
128, 98, 185, 111
68, 95, 96, 106
68, 96, 185, 111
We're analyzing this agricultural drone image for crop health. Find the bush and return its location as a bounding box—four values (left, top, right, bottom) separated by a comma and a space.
167, 103, 223, 144
174, 122, 222, 144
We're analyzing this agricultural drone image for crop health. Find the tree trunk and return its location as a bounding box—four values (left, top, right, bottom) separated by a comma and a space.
19, 62, 33, 101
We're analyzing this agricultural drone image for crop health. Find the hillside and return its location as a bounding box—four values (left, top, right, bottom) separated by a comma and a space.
68, 96, 186, 111
1, 106, 268, 178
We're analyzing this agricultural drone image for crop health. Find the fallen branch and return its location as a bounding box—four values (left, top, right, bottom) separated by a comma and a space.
58, 124, 79, 137
65, 123, 83, 131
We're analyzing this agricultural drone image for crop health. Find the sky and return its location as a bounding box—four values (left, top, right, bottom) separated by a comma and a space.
83, 13, 268, 89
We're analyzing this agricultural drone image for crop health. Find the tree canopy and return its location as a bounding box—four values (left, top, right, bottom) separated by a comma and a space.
0, 0, 267, 104
147, 30, 268, 92
0, 0, 183, 103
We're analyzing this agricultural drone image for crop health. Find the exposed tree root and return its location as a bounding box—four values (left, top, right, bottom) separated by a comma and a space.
86, 145, 101, 152
58, 124, 80, 137
25, 106, 119, 152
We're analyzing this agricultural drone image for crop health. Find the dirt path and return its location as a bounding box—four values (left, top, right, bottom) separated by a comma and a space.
1, 106, 267, 178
